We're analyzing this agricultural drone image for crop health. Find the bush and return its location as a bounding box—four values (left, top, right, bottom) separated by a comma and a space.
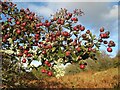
1, 52, 37, 88
65, 50, 116, 74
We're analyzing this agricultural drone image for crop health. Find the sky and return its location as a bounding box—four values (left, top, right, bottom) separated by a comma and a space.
2, 0, 119, 67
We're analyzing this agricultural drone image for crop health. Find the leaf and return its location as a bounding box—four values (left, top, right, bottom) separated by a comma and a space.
73, 32, 78, 37
58, 47, 64, 57
78, 51, 84, 56
52, 47, 56, 52
63, 24, 70, 29
28, 59, 32, 66
66, 45, 69, 50
95, 43, 100, 49
81, 45, 86, 51
33, 55, 38, 60
92, 35, 96, 40
71, 52, 77, 60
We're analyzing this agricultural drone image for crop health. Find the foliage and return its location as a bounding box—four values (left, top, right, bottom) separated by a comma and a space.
65, 50, 118, 74
1, 52, 37, 88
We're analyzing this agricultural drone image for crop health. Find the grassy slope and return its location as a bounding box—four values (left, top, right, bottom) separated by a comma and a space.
28, 67, 119, 88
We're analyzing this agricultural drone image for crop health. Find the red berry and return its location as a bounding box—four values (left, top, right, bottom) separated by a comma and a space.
19, 46, 23, 50
53, 17, 57, 21
76, 47, 81, 52
80, 64, 85, 69
35, 38, 39, 42
48, 71, 52, 76
100, 27, 104, 32
86, 30, 90, 34
100, 34, 103, 38
107, 47, 112, 52
65, 51, 71, 57
18, 52, 23, 57
52, 37, 56, 41
48, 44, 52, 49
73, 41, 77, 46
41, 69, 46, 73
24, 50, 28, 54
26, 15, 30, 19
105, 31, 110, 35
46, 22, 51, 27
35, 34, 40, 37
21, 26, 24, 30
39, 42, 43, 44
22, 59, 26, 63
16, 29, 21, 34
60, 20, 64, 25
56, 31, 61, 36
42, 50, 47, 55
63, 31, 69, 37
103, 41, 108, 44
16, 21, 20, 25
100, 33, 107, 38
27, 53, 32, 57
47, 63, 51, 67
46, 38, 50, 42
92, 49, 96, 53
68, 12, 72, 17
2, 38, 6, 42
4, 34, 9, 38
44, 61, 49, 65
98, 39, 103, 42
73, 26, 79, 31
39, 23, 43, 26
103, 34, 107, 38
29, 16, 33, 20
88, 47, 92, 52
80, 26, 85, 31
112, 43, 115, 47
22, 22, 26, 26
7, 18, 12, 22
34, 42, 38, 46
36, 24, 40, 27
71, 17, 78, 21
57, 19, 61, 24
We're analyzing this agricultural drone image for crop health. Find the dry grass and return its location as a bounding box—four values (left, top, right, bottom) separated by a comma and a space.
27, 67, 118, 88
2, 67, 119, 89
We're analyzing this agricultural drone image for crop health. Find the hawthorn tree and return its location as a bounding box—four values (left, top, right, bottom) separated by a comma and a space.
1, 0, 116, 81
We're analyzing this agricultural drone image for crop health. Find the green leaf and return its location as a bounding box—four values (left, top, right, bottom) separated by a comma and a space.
33, 55, 38, 60
95, 43, 100, 49
4, 21, 8, 25
63, 24, 70, 29
58, 47, 64, 57
52, 47, 56, 52
89, 33, 96, 41
28, 59, 32, 66
71, 52, 77, 60
73, 32, 78, 37
92, 35, 96, 40
78, 51, 84, 56
66, 46, 69, 50
81, 45, 86, 51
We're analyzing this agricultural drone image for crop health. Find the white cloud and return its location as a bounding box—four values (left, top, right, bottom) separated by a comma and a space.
103, 5, 118, 20
27, 4, 54, 17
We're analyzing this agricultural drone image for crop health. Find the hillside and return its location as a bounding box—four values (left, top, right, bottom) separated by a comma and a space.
27, 67, 119, 88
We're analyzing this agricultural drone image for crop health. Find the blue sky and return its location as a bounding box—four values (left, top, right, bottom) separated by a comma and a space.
1, 0, 119, 66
